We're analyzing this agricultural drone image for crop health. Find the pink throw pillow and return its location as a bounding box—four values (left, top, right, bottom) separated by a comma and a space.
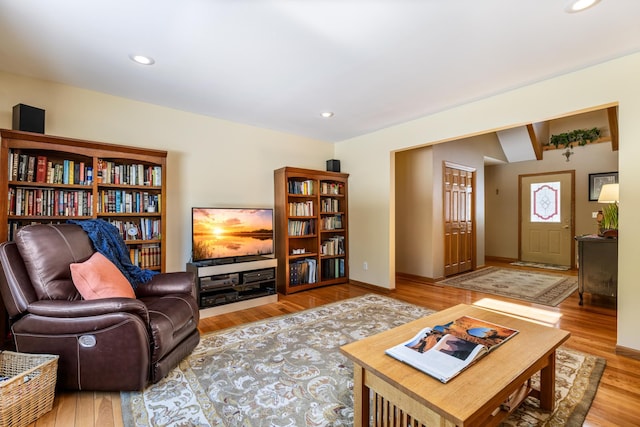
70, 252, 136, 299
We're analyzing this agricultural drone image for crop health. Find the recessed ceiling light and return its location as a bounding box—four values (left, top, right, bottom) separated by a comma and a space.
321, 111, 334, 118
129, 54, 155, 65
565, 0, 601, 13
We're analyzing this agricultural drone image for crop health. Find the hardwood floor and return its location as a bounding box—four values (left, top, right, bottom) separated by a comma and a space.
28, 263, 640, 426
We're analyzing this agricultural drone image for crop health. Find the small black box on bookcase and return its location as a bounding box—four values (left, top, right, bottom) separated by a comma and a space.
326, 159, 341, 172
12, 104, 45, 134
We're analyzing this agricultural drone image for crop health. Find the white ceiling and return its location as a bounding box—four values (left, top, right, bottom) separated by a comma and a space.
1, 0, 639, 143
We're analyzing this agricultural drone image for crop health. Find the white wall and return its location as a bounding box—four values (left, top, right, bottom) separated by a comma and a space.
0, 71, 335, 272
336, 52, 640, 352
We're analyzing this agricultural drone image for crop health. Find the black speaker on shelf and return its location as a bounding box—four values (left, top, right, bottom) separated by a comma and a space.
326, 159, 341, 172
12, 104, 45, 134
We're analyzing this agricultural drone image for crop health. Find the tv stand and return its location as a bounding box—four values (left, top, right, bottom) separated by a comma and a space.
187, 258, 277, 317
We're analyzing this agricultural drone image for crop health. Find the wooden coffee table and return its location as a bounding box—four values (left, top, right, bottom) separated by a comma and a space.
340, 303, 570, 427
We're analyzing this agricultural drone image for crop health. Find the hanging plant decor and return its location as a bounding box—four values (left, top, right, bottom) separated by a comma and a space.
549, 127, 601, 148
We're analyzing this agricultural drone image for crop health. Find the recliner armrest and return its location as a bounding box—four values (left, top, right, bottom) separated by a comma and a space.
28, 298, 149, 322
135, 272, 196, 297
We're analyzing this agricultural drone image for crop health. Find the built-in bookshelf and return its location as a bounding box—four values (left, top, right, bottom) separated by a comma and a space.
0, 129, 167, 271
274, 166, 349, 294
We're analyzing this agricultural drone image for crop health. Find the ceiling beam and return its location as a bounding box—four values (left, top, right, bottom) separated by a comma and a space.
607, 106, 619, 151
526, 124, 544, 160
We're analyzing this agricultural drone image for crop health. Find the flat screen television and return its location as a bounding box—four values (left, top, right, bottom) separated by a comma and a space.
191, 207, 274, 263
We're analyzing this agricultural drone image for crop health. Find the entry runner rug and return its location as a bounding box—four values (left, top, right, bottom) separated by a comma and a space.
510, 261, 571, 271
437, 266, 577, 306
121, 294, 604, 427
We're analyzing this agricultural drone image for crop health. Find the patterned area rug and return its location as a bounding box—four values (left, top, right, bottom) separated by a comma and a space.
121, 294, 604, 427
437, 267, 578, 306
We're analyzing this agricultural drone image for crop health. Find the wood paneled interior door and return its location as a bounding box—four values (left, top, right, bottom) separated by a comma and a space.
443, 162, 475, 276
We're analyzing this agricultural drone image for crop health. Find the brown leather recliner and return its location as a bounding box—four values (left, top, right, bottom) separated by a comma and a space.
0, 224, 200, 391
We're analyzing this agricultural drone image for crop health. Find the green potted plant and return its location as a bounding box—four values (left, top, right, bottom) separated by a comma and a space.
600, 203, 618, 238
549, 127, 601, 148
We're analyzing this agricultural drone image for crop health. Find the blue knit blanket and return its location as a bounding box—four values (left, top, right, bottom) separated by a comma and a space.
68, 219, 158, 288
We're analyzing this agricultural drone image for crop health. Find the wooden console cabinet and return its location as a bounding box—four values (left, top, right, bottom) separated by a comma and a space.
576, 235, 618, 305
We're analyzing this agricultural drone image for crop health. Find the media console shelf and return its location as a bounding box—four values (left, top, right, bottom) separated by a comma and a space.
186, 257, 278, 317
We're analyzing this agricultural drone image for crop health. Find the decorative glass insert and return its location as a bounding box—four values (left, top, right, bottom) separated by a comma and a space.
530, 182, 560, 222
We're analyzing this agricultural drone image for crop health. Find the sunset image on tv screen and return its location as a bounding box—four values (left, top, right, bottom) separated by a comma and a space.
192, 208, 273, 261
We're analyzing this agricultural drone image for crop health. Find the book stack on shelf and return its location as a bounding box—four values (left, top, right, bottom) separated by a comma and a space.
131, 243, 161, 269
97, 190, 160, 214
289, 258, 317, 285
288, 200, 314, 216
287, 179, 314, 195
288, 219, 315, 236
8, 151, 95, 185
96, 159, 161, 186
320, 235, 345, 255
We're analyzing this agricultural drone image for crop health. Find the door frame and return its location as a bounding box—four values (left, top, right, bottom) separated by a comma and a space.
518, 170, 576, 268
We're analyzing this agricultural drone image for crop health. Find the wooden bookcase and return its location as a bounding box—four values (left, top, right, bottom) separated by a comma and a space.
274, 166, 349, 294
0, 129, 167, 269
0, 129, 167, 348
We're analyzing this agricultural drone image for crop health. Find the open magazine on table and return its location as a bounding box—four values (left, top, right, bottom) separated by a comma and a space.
385, 316, 518, 383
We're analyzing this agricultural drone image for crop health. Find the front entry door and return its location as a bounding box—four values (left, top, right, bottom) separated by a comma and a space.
519, 171, 574, 267
444, 162, 475, 276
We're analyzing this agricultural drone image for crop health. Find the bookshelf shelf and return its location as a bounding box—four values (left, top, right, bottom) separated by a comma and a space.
274, 166, 349, 294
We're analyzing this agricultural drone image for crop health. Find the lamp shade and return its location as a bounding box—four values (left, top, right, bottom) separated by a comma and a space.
598, 183, 619, 203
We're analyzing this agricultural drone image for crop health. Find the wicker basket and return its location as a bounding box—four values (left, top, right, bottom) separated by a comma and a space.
0, 351, 59, 427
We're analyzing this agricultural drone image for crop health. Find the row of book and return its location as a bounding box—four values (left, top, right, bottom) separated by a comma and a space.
288, 179, 315, 195
108, 218, 161, 241
321, 258, 345, 280
130, 244, 161, 269
320, 198, 341, 213
288, 219, 315, 236
96, 160, 162, 186
288, 201, 314, 216
8, 187, 93, 217
320, 214, 343, 231
320, 182, 343, 196
289, 258, 317, 285
7, 220, 61, 241
7, 151, 163, 188
97, 190, 161, 214
5, 218, 161, 246
8, 151, 93, 185
320, 235, 345, 256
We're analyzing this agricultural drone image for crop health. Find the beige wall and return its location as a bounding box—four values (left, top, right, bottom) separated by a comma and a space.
0, 71, 335, 272
395, 147, 434, 278
395, 133, 503, 280
485, 142, 619, 260
336, 52, 640, 352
